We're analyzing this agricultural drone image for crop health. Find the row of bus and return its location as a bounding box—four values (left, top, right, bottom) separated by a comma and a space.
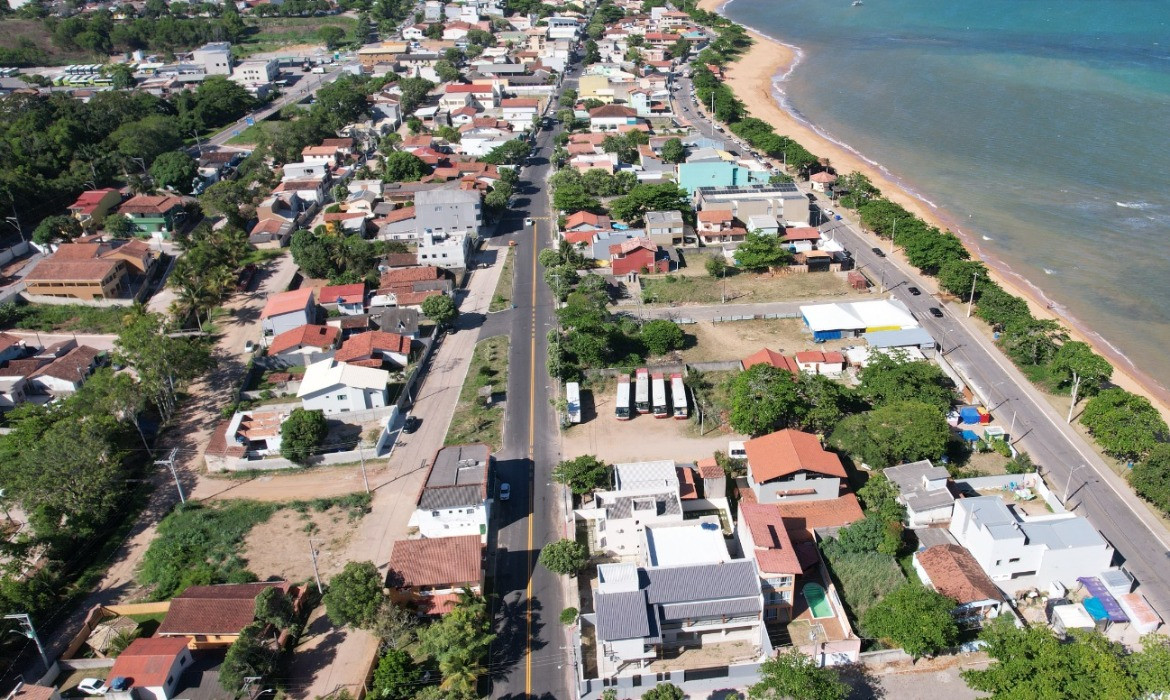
615, 369, 687, 421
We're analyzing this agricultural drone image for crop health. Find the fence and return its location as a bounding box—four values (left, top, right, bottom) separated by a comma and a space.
712, 312, 801, 323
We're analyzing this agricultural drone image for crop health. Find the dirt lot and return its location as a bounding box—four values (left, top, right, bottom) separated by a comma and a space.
241, 506, 362, 582
641, 267, 862, 306
677, 318, 855, 364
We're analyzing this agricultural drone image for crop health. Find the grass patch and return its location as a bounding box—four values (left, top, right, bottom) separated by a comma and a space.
242, 247, 289, 266
819, 542, 907, 628
641, 269, 858, 306
489, 247, 516, 312
1, 303, 134, 334
234, 16, 356, 57
446, 336, 509, 450
226, 120, 284, 146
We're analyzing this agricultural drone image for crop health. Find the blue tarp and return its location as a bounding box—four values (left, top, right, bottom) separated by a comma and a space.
1083, 597, 1109, 622
959, 406, 981, 424
960, 429, 980, 442
1078, 577, 1129, 623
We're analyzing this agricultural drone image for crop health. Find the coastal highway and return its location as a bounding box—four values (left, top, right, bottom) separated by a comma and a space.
672, 75, 1170, 620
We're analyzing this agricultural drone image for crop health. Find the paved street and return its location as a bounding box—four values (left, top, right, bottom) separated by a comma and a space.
674, 77, 1170, 620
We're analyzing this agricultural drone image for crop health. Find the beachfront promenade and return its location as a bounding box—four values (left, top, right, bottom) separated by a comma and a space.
672, 77, 1170, 621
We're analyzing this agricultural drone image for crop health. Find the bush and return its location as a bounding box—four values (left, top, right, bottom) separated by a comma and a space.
560, 607, 579, 625
539, 538, 588, 576
324, 561, 385, 628
640, 319, 685, 355
820, 542, 906, 622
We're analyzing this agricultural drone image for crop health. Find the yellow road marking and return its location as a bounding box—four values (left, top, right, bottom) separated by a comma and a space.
525, 221, 538, 695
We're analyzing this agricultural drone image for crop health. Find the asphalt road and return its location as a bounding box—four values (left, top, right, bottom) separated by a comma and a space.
488, 61, 585, 700
672, 77, 1170, 619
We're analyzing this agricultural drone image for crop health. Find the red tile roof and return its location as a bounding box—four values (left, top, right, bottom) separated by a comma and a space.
118, 194, 184, 216
379, 266, 445, 287
775, 494, 864, 543
318, 283, 366, 305
744, 429, 846, 482
380, 206, 416, 224
740, 503, 802, 575
563, 230, 599, 246
501, 98, 539, 108
742, 348, 798, 373
31, 345, 100, 382
696, 458, 724, 480
108, 637, 189, 688
389, 535, 482, 589
158, 582, 292, 636
267, 324, 339, 355
677, 466, 698, 500
917, 544, 1003, 604
784, 227, 822, 242
69, 188, 120, 215
24, 258, 120, 284
564, 211, 610, 230
589, 104, 637, 118
334, 331, 411, 363
260, 287, 314, 319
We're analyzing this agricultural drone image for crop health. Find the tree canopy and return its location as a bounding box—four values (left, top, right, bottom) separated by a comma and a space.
862, 584, 959, 658
609, 182, 692, 226
539, 538, 589, 576
323, 560, 385, 628
381, 151, 431, 182
858, 351, 954, 413
748, 649, 848, 700
422, 294, 458, 326
150, 150, 198, 194
1080, 388, 1168, 461
417, 591, 495, 699
1130, 443, 1170, 515
734, 232, 792, 271
729, 364, 803, 436
640, 319, 686, 355
552, 455, 612, 495
280, 408, 328, 464
829, 400, 950, 468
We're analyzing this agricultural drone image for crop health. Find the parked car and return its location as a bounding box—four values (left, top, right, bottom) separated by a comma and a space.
524, 217, 533, 227
871, 247, 886, 257
244, 340, 256, 353
77, 679, 108, 696
908, 286, 921, 296
499, 483, 511, 501
403, 415, 421, 434
929, 306, 944, 318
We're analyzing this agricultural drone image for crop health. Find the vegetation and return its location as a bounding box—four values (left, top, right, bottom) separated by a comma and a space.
819, 542, 906, 623
324, 560, 386, 629
371, 647, 422, 700
115, 309, 215, 425
489, 246, 516, 312
219, 620, 277, 693
641, 683, 686, 700
748, 649, 848, 700
734, 231, 792, 271
727, 364, 850, 437
560, 607, 579, 625
640, 319, 686, 355
829, 400, 950, 469
417, 591, 496, 699
446, 336, 509, 449
0, 301, 132, 333
862, 584, 959, 658
858, 351, 954, 413
609, 182, 693, 226
552, 455, 613, 495
290, 226, 397, 284
1080, 388, 1168, 461
280, 408, 329, 464
538, 538, 589, 576
1130, 443, 1170, 513
422, 294, 459, 327
382, 151, 431, 182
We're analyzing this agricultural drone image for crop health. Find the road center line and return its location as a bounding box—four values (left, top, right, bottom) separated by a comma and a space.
525, 221, 539, 696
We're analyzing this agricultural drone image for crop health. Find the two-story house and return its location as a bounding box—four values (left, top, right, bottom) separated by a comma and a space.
117, 194, 186, 238
737, 503, 802, 623
643, 210, 686, 248
410, 444, 492, 539
744, 429, 846, 503
261, 288, 316, 338
388, 534, 484, 616
609, 237, 670, 276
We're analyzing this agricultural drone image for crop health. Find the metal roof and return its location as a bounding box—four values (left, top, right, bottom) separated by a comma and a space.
659, 597, 761, 622
595, 590, 654, 641
643, 560, 760, 604
427, 444, 490, 487
418, 484, 485, 509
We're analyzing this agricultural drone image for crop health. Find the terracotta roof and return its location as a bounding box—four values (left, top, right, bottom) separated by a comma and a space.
260, 287, 314, 319
917, 544, 1002, 604
302, 145, 339, 157
744, 429, 846, 482
158, 582, 292, 636
563, 230, 598, 246
416, 592, 462, 616
742, 348, 798, 373
206, 419, 246, 458
31, 345, 100, 382
611, 237, 655, 257
108, 637, 189, 688
252, 218, 290, 235
118, 194, 184, 215
589, 104, 637, 118
11, 684, 57, 700
0, 332, 20, 355
320, 138, 354, 148
810, 171, 838, 183
323, 212, 367, 222
1, 358, 47, 379
775, 494, 864, 543
379, 266, 445, 286
784, 227, 822, 242
677, 466, 698, 500
501, 98, 539, 108
564, 211, 610, 230
445, 83, 493, 94
334, 331, 412, 363
388, 535, 482, 589
740, 503, 802, 575
318, 283, 366, 305
384, 252, 418, 267
567, 143, 598, 156
696, 458, 724, 480
25, 258, 120, 284
267, 324, 339, 355
380, 206, 417, 224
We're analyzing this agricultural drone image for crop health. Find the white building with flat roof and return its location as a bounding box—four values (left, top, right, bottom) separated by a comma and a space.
192, 42, 232, 75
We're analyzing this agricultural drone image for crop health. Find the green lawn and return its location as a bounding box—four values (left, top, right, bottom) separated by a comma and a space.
0, 302, 134, 334
445, 336, 510, 450
226, 120, 284, 146
489, 247, 516, 312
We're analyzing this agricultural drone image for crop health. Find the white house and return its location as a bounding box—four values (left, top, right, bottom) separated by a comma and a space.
588, 104, 639, 130
500, 98, 540, 131
410, 443, 492, 540
231, 59, 278, 87
546, 16, 580, 40
192, 42, 232, 75
884, 460, 956, 527
261, 287, 316, 338
107, 637, 194, 700
223, 409, 287, 458
281, 161, 331, 181
948, 496, 1115, 594
297, 358, 390, 414
417, 230, 472, 269
574, 460, 683, 561
415, 187, 483, 236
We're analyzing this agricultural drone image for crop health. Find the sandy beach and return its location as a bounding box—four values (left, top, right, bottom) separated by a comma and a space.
696, 0, 1170, 421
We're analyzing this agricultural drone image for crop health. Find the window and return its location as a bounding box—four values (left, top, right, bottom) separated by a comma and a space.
1009, 557, 1021, 563
337, 394, 347, 400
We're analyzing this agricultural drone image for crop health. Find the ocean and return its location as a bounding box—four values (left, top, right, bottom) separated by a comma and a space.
721, 0, 1170, 393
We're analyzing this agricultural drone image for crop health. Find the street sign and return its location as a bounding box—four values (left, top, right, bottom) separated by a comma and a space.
245, 117, 255, 126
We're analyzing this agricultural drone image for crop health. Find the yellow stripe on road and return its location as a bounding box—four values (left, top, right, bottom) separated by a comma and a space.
525, 221, 539, 696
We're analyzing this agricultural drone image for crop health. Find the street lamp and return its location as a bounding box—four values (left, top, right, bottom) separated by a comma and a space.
5, 613, 49, 670
1065, 464, 1090, 505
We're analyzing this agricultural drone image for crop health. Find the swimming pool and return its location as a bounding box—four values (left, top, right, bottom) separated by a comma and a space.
803, 583, 834, 619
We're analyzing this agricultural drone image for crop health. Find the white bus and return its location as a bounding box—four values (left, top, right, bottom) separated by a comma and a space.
651, 372, 669, 419
566, 381, 581, 424
671, 373, 687, 419
615, 375, 631, 421
634, 368, 650, 413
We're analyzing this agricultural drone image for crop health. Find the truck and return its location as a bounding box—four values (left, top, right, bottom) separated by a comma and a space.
566, 381, 581, 424
671, 373, 687, 419
615, 375, 631, 421
651, 372, 668, 419
634, 368, 650, 414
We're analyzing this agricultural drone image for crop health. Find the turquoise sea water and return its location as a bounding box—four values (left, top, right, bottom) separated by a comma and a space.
722, 0, 1170, 391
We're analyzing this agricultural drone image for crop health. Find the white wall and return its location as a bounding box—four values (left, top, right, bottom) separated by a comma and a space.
414, 503, 489, 539
301, 385, 388, 415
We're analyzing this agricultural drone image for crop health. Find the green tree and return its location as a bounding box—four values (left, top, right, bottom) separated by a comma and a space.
936, 258, 988, 298
862, 584, 958, 658
660, 137, 686, 164
857, 472, 906, 524
858, 351, 954, 413
552, 183, 601, 213
1080, 388, 1167, 460
254, 586, 294, 628
371, 647, 421, 700
748, 649, 848, 700
538, 538, 588, 576
999, 317, 1067, 367
32, 214, 83, 245
560, 607, 579, 625
734, 232, 791, 271
1130, 634, 1170, 696
219, 621, 273, 693
381, 151, 430, 182
609, 182, 692, 226
422, 294, 458, 326
1130, 443, 1170, 514
317, 25, 346, 49
829, 401, 949, 468
314, 74, 370, 132
705, 254, 727, 278
110, 114, 182, 165
279, 407, 328, 464
371, 600, 417, 649
115, 309, 214, 423
794, 374, 847, 434
103, 213, 137, 238
150, 151, 198, 194
1049, 340, 1113, 402
640, 319, 685, 355
728, 364, 805, 436
552, 455, 612, 494
833, 516, 902, 557
417, 591, 495, 700
324, 560, 385, 628
434, 58, 461, 82
481, 138, 532, 165
641, 683, 685, 700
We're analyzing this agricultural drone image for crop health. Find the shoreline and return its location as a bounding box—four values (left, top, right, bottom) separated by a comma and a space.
696, 0, 1170, 422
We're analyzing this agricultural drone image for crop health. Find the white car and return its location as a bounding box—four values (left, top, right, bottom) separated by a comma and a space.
77, 679, 108, 696
244, 340, 256, 353
524, 217, 533, 227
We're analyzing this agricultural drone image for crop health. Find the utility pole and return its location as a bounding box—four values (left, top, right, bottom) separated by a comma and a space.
154, 447, 185, 504
5, 613, 49, 670
890, 217, 897, 255
308, 537, 323, 594
721, 261, 727, 304
357, 443, 370, 494
1066, 370, 1081, 424
966, 271, 979, 318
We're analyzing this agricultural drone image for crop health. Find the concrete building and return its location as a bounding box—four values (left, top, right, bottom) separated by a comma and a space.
415, 187, 483, 236
260, 287, 316, 338
737, 503, 802, 623
297, 357, 390, 414
576, 460, 683, 561
884, 460, 956, 527
107, 637, 194, 700
417, 230, 472, 269
410, 444, 492, 539
231, 59, 278, 88
643, 210, 686, 247
192, 42, 232, 75
694, 183, 812, 227
744, 429, 846, 503
678, 161, 769, 197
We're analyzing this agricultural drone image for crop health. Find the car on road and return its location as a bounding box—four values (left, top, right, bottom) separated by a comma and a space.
77, 679, 108, 696
403, 415, 421, 434
907, 286, 921, 296
499, 483, 511, 501
871, 247, 886, 257
244, 340, 256, 353
928, 306, 944, 318
524, 217, 533, 227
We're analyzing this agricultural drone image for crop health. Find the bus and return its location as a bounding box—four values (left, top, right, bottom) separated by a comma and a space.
634, 368, 650, 414
615, 375, 631, 421
651, 372, 669, 419
671, 373, 688, 419
566, 382, 581, 424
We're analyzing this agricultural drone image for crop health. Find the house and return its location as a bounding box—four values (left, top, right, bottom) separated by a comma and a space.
884, 460, 956, 527
267, 324, 340, 358
643, 210, 686, 247
783, 227, 822, 253
9, 684, 62, 700
948, 496, 1115, 593
374, 307, 422, 338
107, 637, 193, 700
563, 211, 612, 235
694, 183, 812, 227
371, 266, 453, 309
301, 145, 341, 165
281, 160, 332, 182
793, 350, 845, 376
609, 237, 670, 276
500, 97, 541, 131
317, 283, 366, 316
415, 187, 483, 236
68, 188, 122, 224
376, 206, 420, 241
744, 429, 846, 503
297, 358, 390, 414
800, 299, 919, 341
231, 59, 278, 89
387, 535, 484, 616
746, 214, 781, 236
774, 494, 864, 544
261, 288, 316, 338
578, 74, 615, 103
440, 83, 500, 110
410, 444, 492, 539
737, 503, 802, 622
417, 230, 472, 269
589, 104, 638, 130
334, 330, 413, 369
27, 344, 102, 394
158, 581, 302, 648
742, 348, 799, 374
809, 171, 837, 193
914, 544, 1006, 621
117, 194, 186, 237
696, 208, 746, 245
574, 460, 684, 561
249, 218, 294, 248
222, 409, 287, 458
